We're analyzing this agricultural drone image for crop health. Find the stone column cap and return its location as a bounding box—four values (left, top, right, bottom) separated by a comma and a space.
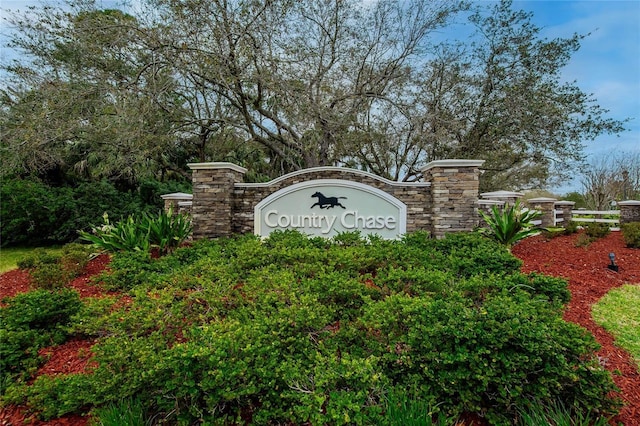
187, 162, 248, 174
554, 200, 575, 206
161, 192, 193, 200
421, 159, 485, 172
477, 199, 504, 205
528, 197, 557, 203
618, 200, 640, 206
480, 190, 524, 199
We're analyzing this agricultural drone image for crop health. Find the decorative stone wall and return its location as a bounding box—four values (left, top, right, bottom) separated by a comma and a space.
527, 198, 557, 227
184, 160, 484, 240
189, 163, 247, 239
160, 192, 192, 212
554, 201, 575, 227
422, 160, 485, 237
619, 200, 640, 224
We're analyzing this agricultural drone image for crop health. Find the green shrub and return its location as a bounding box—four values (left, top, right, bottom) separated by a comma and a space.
92, 397, 148, 426
1, 289, 82, 390
362, 292, 618, 424
0, 179, 68, 246
3, 231, 620, 424
1, 177, 188, 247
17, 249, 61, 270
563, 220, 580, 235
434, 233, 522, 278
0, 178, 143, 246
60, 243, 92, 275
15, 244, 92, 289
584, 222, 610, 239
621, 222, 640, 248
30, 263, 69, 290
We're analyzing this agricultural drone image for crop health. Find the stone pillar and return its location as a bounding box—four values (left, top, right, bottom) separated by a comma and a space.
421, 159, 485, 238
177, 201, 193, 215
160, 192, 193, 213
527, 197, 557, 228
618, 200, 640, 224
554, 201, 575, 228
188, 162, 247, 239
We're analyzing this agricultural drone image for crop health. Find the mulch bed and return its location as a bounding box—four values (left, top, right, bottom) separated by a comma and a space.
1, 233, 639, 425
512, 231, 640, 426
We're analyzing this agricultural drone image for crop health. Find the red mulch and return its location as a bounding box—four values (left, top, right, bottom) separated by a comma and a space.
1, 235, 639, 425
512, 231, 640, 426
0, 255, 110, 426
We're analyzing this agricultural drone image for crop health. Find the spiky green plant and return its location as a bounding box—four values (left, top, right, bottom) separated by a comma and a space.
479, 200, 542, 251
79, 209, 191, 254
142, 208, 192, 254
79, 213, 150, 253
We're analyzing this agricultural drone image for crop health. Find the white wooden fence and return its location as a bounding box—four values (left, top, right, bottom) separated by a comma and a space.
555, 209, 620, 230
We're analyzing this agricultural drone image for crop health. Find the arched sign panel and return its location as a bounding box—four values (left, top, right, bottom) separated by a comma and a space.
254, 180, 407, 239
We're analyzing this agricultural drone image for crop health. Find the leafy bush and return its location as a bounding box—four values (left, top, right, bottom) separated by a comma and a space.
17, 249, 61, 270
92, 397, 147, 426
621, 222, 640, 248
0, 289, 82, 390
563, 220, 580, 235
2, 231, 619, 424
1, 177, 187, 247
584, 222, 610, 239
16, 244, 92, 289
479, 201, 542, 250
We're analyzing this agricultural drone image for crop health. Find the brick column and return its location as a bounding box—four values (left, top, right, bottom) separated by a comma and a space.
188, 162, 247, 239
554, 201, 575, 228
421, 159, 485, 238
160, 192, 193, 212
618, 200, 640, 224
527, 197, 557, 228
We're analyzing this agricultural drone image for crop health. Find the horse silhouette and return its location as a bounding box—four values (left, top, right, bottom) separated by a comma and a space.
311, 192, 347, 209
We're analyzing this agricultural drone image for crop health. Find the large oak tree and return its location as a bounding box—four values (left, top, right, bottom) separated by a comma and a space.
1, 0, 626, 190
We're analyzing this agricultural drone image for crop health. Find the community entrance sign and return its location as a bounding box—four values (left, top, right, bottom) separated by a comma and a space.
181, 160, 485, 240
254, 180, 407, 238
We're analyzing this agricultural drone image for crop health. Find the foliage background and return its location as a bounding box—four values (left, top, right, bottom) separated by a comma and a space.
0, 0, 626, 192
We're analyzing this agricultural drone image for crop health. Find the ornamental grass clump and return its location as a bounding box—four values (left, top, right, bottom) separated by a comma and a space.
479, 200, 542, 250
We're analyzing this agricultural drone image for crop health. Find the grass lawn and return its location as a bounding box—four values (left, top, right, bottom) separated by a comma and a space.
0, 247, 62, 273
592, 284, 640, 369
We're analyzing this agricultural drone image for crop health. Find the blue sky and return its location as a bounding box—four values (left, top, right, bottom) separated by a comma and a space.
514, 1, 640, 192
1, 0, 638, 193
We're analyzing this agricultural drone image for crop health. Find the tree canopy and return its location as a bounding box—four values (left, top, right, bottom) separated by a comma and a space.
0, 0, 626, 190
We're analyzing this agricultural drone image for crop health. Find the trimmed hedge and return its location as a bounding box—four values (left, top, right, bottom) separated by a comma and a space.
0, 231, 619, 424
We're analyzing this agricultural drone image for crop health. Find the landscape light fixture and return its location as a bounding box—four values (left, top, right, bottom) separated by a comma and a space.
607, 252, 619, 272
